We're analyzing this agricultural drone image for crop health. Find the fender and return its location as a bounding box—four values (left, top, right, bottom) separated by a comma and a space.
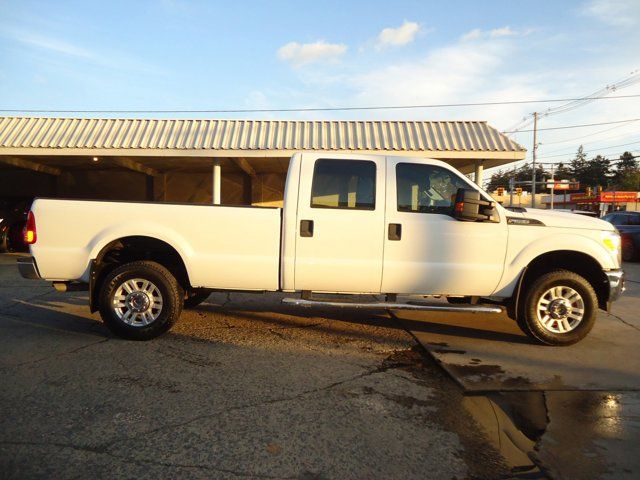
493, 232, 614, 297
86, 226, 193, 313
84, 222, 194, 281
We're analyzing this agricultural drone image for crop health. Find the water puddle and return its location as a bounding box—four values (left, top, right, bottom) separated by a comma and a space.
463, 390, 640, 479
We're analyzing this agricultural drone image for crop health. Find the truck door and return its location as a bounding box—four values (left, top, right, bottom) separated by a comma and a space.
381, 158, 508, 296
294, 154, 386, 293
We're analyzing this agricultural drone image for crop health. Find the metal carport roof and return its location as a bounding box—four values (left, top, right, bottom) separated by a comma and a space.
0, 117, 525, 167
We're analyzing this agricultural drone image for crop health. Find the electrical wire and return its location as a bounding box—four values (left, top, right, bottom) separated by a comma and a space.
504, 70, 640, 134
502, 117, 640, 133
539, 120, 640, 146
540, 137, 640, 156
1, 94, 640, 114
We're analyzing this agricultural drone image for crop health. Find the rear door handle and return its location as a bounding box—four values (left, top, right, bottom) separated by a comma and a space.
388, 223, 402, 241
300, 219, 314, 237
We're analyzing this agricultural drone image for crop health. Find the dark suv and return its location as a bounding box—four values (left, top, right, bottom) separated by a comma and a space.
602, 211, 640, 261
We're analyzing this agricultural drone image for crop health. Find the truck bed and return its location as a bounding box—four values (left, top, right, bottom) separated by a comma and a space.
30, 198, 282, 290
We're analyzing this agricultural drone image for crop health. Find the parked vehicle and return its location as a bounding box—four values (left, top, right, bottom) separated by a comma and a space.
0, 199, 30, 253
602, 211, 640, 262
18, 153, 624, 345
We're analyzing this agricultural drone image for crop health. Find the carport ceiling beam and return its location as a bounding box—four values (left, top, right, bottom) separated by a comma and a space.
0, 156, 61, 175
233, 157, 256, 177
112, 157, 159, 176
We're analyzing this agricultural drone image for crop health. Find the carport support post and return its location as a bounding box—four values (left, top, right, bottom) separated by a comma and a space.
212, 159, 221, 205
474, 161, 484, 187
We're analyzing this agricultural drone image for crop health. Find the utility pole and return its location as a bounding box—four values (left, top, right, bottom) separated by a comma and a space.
531, 112, 538, 208
550, 162, 555, 210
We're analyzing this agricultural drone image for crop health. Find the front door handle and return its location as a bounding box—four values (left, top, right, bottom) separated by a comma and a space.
388, 223, 402, 241
300, 219, 314, 237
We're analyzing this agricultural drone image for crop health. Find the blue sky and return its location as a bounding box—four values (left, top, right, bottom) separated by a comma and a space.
0, 0, 639, 166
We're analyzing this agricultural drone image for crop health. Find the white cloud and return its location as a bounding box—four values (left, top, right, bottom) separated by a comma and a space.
277, 41, 347, 67
581, 0, 640, 27
461, 26, 528, 42
0, 26, 163, 75
376, 21, 421, 49
489, 26, 518, 38
0, 27, 94, 59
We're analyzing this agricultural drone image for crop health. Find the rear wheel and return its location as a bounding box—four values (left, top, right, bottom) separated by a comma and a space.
99, 261, 184, 340
518, 270, 597, 346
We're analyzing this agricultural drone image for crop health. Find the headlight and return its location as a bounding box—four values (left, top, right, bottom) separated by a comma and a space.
602, 231, 621, 263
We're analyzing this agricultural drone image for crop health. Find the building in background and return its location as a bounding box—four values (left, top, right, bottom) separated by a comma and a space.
541, 191, 640, 214
0, 117, 525, 206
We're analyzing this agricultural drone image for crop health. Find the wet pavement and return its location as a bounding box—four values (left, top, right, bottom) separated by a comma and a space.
1, 252, 639, 479
392, 263, 640, 479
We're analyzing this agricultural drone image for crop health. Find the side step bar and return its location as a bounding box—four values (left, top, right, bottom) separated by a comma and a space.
282, 298, 503, 314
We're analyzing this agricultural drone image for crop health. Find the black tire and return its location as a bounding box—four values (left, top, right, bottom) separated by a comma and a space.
518, 270, 597, 346
184, 289, 210, 309
99, 261, 184, 340
621, 237, 636, 262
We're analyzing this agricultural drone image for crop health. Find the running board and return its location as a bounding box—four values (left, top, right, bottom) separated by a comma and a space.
282, 298, 503, 314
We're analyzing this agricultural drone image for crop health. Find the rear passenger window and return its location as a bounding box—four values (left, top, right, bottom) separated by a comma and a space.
396, 163, 468, 214
311, 159, 376, 210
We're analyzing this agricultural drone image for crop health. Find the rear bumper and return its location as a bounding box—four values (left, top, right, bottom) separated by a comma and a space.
17, 256, 40, 280
606, 268, 625, 304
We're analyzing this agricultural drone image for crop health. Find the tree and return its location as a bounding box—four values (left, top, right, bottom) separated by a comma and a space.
569, 145, 587, 181
486, 169, 509, 192
613, 151, 639, 190
553, 162, 573, 181
568, 146, 612, 189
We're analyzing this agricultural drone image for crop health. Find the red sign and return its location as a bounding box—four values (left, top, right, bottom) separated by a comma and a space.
570, 191, 638, 203
570, 193, 596, 203
599, 191, 639, 203
547, 182, 580, 191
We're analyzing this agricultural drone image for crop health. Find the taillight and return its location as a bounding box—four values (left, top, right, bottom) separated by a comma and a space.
23, 211, 37, 244
454, 201, 464, 214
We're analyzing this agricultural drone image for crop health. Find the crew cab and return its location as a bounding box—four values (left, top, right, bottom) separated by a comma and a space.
18, 153, 625, 345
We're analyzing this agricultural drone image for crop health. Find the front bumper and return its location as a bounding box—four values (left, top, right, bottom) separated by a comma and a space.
606, 268, 625, 304
17, 256, 40, 280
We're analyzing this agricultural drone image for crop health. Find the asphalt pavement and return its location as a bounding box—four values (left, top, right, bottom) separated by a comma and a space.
1, 252, 638, 479
0, 253, 508, 480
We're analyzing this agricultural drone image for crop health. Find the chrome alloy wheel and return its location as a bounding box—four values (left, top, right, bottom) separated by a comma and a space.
536, 286, 585, 334
113, 278, 163, 327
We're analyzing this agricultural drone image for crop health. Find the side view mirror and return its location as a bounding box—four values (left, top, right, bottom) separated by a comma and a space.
453, 188, 498, 222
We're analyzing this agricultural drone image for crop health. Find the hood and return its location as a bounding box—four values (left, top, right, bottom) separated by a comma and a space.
512, 208, 615, 231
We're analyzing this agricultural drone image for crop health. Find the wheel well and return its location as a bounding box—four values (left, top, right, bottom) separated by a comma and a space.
90, 236, 190, 312
520, 250, 609, 310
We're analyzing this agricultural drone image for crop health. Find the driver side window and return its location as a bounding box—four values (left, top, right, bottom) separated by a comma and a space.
396, 163, 469, 214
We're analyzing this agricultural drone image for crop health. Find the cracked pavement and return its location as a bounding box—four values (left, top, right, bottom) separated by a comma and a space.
0, 254, 509, 480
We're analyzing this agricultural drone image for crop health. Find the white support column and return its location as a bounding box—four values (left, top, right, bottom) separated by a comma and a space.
212, 159, 221, 205
474, 160, 484, 187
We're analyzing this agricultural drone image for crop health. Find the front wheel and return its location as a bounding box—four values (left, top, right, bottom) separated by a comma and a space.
518, 270, 597, 346
99, 261, 184, 340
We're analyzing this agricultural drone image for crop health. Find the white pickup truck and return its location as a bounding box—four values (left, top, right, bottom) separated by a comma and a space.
18, 152, 624, 345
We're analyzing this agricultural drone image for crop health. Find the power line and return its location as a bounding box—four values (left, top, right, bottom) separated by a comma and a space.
502, 117, 640, 133
504, 70, 640, 134
540, 120, 640, 146
1, 94, 640, 114
532, 142, 640, 161
540, 137, 640, 156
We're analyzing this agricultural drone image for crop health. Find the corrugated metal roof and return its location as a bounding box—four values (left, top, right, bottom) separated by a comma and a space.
0, 117, 525, 153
